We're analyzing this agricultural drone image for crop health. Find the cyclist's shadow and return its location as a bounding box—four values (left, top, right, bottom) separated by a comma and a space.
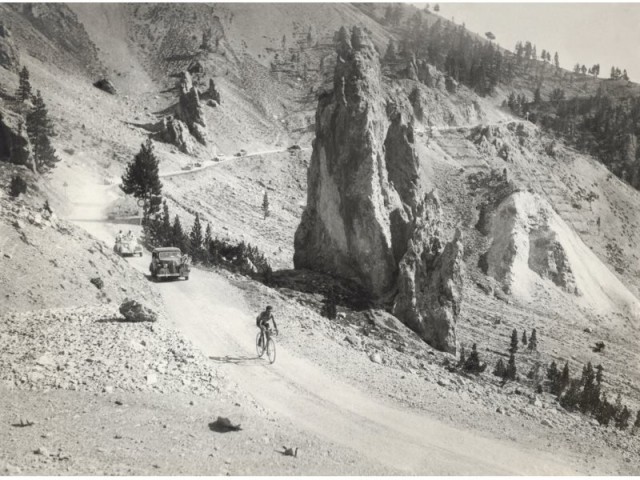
209, 355, 264, 365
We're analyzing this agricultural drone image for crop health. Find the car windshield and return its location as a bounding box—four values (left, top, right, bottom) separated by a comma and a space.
158, 251, 180, 260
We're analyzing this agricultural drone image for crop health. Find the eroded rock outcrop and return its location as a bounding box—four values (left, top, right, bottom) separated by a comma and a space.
201, 78, 221, 106
0, 110, 31, 167
156, 116, 194, 154
0, 23, 20, 72
294, 27, 462, 352
151, 71, 208, 152
294, 27, 415, 297
393, 193, 463, 354
176, 71, 207, 145
482, 191, 640, 316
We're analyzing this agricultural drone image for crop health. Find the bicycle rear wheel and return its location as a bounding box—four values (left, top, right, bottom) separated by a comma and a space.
266, 337, 276, 364
256, 332, 265, 358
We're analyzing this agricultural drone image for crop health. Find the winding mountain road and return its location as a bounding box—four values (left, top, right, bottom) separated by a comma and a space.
65, 160, 580, 475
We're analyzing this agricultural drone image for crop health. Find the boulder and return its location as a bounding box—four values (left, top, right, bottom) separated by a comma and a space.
369, 352, 383, 364
93, 78, 116, 95
119, 299, 158, 323
345, 335, 361, 347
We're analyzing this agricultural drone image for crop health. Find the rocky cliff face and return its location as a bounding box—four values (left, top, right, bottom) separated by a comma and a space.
294, 27, 462, 352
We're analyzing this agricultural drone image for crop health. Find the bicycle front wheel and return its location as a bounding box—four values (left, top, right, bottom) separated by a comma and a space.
256, 332, 265, 358
266, 337, 276, 364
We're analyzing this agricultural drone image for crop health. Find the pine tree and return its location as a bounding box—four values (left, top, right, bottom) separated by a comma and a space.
633, 410, 640, 434
121, 139, 163, 214
189, 212, 204, 259
493, 358, 506, 378
533, 87, 541, 104
528, 328, 538, 351
595, 393, 613, 425
171, 215, 185, 250
204, 222, 212, 249
457, 345, 466, 367
505, 352, 517, 380
509, 328, 519, 354
560, 379, 581, 410
595, 364, 604, 385
554, 51, 559, 69
522, 330, 528, 345
26, 91, 60, 173
17, 66, 32, 102
616, 405, 631, 430
579, 362, 599, 414
161, 201, 171, 244
552, 362, 570, 395
384, 39, 397, 63
262, 191, 270, 219
527, 362, 542, 381
463, 343, 486, 374
546, 361, 558, 382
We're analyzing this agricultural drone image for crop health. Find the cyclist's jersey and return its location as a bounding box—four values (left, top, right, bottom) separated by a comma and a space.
256, 310, 273, 328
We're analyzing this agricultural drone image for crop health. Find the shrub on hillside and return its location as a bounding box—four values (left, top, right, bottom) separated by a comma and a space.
8, 174, 27, 197
462, 343, 486, 374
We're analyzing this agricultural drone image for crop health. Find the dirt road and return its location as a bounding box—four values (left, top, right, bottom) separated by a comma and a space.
66, 170, 581, 475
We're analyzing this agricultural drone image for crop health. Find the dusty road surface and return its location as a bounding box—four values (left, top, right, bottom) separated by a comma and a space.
66, 170, 582, 475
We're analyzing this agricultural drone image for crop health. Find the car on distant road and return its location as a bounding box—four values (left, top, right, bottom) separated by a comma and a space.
114, 236, 143, 257
149, 247, 190, 281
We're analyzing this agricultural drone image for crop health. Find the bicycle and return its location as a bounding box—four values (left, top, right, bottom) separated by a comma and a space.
256, 327, 277, 364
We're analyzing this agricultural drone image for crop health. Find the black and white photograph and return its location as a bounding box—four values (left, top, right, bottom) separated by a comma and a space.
1, 1, 639, 475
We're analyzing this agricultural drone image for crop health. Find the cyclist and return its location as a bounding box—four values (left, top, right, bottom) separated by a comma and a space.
256, 305, 278, 346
